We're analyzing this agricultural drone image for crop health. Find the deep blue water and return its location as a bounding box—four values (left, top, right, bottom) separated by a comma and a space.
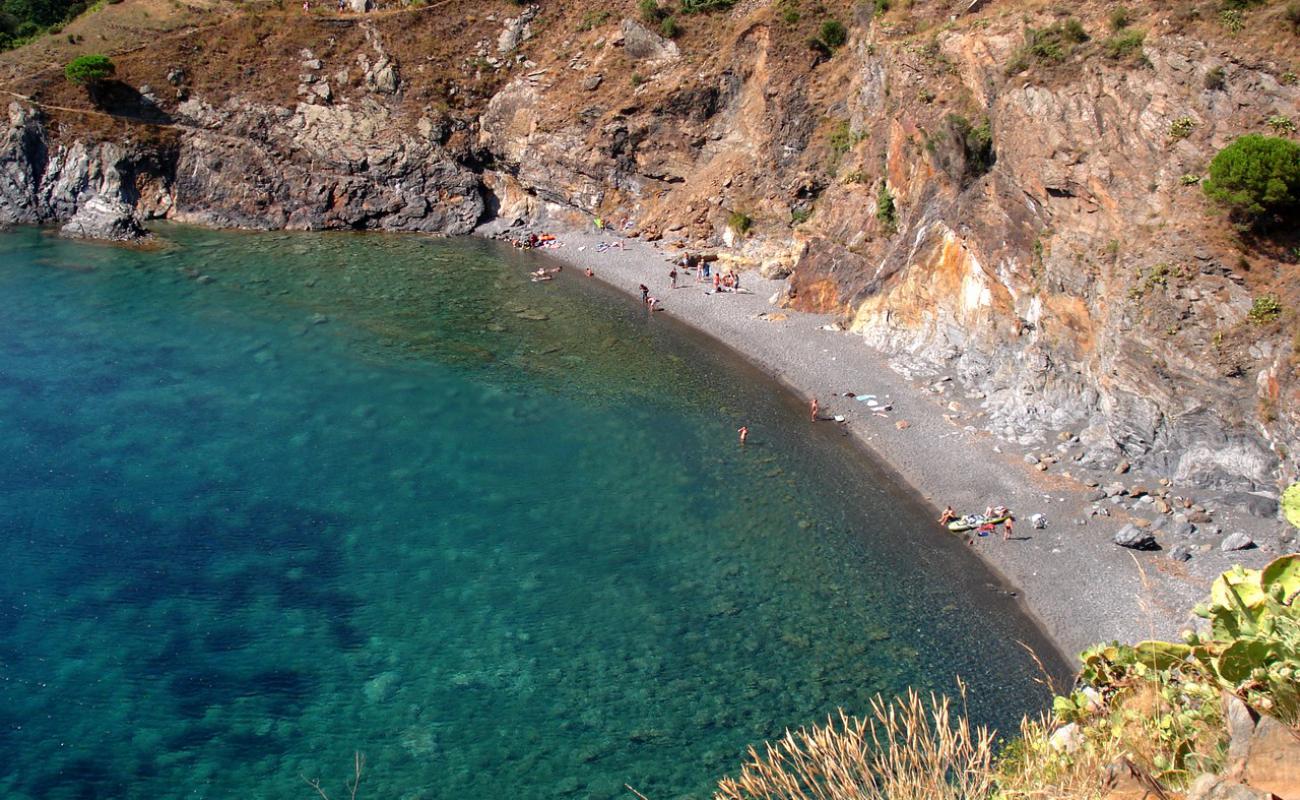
0, 225, 1061, 799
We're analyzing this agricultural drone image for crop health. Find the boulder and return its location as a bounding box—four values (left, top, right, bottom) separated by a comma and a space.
1242, 715, 1300, 800
1220, 532, 1254, 551
497, 5, 538, 53
1187, 774, 1274, 800
618, 19, 680, 64
1224, 694, 1257, 771
1049, 722, 1083, 753
59, 195, 147, 242
1219, 492, 1279, 519
1114, 524, 1157, 550
1168, 543, 1194, 562
1101, 758, 1171, 800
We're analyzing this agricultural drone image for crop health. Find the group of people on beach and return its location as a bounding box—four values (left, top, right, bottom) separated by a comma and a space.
509, 232, 563, 250
674, 253, 742, 295
938, 504, 1016, 542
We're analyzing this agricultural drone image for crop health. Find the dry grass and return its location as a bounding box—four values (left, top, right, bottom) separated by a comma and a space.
714, 684, 996, 800
995, 714, 1124, 800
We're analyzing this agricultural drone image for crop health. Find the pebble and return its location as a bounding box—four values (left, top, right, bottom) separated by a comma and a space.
1024, 454, 1040, 465
1115, 460, 1131, 474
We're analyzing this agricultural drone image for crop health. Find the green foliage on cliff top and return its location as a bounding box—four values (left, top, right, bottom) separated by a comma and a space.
1203, 134, 1300, 225
1, 0, 96, 51
64, 52, 114, 84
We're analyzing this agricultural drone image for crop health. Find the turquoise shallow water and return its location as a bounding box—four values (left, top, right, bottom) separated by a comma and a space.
0, 225, 1063, 800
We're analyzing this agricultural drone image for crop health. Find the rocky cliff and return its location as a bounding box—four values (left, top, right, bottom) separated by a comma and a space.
1, 0, 1297, 493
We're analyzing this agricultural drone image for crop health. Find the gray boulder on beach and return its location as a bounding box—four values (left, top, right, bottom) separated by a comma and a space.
1114, 524, 1157, 550
1220, 532, 1254, 552
1168, 543, 1194, 562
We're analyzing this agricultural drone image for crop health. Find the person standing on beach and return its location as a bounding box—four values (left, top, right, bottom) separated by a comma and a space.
1003, 516, 1014, 541
639, 284, 650, 305
809, 397, 819, 422
738, 426, 749, 446
669, 266, 677, 289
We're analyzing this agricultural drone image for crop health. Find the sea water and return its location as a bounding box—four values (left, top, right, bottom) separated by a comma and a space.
0, 225, 1063, 800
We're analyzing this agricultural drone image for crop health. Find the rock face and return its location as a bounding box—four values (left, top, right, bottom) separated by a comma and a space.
60, 195, 147, 241
169, 97, 481, 233
0, 103, 160, 240
0, 1, 1296, 493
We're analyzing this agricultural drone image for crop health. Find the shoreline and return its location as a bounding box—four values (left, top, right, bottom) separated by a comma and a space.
503, 225, 1281, 663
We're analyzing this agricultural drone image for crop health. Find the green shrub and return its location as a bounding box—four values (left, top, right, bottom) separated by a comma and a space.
727, 210, 752, 234
1181, 173, 1202, 186
828, 119, 851, 154
872, 0, 890, 15
1267, 114, 1297, 135
1221, 8, 1244, 32
1204, 65, 1226, 90
1109, 5, 1130, 29
948, 114, 995, 178
1103, 28, 1145, 59
1249, 294, 1283, 323
630, 72, 646, 86
1287, 1, 1300, 30
819, 18, 847, 48
659, 14, 679, 37
1005, 18, 1087, 74
1203, 134, 1300, 224
1169, 116, 1197, 140
790, 208, 812, 224
639, 0, 664, 24
876, 182, 896, 232
64, 53, 114, 85
679, 0, 737, 13
577, 10, 611, 31
1220, 0, 1264, 9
